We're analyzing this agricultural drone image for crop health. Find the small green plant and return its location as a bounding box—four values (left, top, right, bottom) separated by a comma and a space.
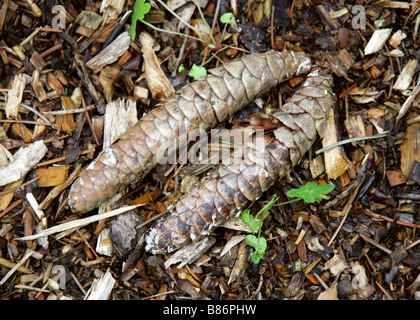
188, 64, 207, 79
130, 0, 215, 48
131, 0, 151, 41
220, 12, 236, 28
178, 64, 185, 73
241, 182, 335, 264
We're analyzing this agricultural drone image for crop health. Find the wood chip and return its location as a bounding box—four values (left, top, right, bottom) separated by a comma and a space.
139, 31, 175, 102
164, 236, 216, 269
324, 253, 350, 276
393, 59, 418, 91
322, 108, 349, 180
5, 73, 25, 119
364, 28, 392, 55
228, 240, 249, 284
388, 30, 407, 48
0, 140, 47, 187
86, 31, 131, 73
35, 166, 70, 187
386, 169, 407, 187
400, 123, 420, 179
85, 269, 116, 300
100, 0, 126, 24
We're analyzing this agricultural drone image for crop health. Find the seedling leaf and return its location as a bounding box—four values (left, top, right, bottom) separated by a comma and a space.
220, 12, 236, 28
178, 64, 185, 73
287, 182, 335, 203
246, 235, 267, 264
245, 235, 267, 253
188, 64, 207, 79
241, 209, 263, 233
131, 0, 151, 41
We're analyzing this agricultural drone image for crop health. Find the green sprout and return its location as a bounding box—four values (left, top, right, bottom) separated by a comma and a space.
241, 182, 335, 264
220, 12, 236, 28
188, 64, 207, 79
131, 0, 151, 41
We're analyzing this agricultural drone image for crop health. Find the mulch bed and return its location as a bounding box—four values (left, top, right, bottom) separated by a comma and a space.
0, 0, 419, 300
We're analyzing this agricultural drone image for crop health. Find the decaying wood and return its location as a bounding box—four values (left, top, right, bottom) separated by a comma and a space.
388, 30, 407, 48
68, 50, 311, 214
5, 73, 25, 119
0, 140, 47, 187
84, 269, 116, 300
86, 31, 131, 73
163, 236, 216, 269
100, 0, 126, 24
400, 122, 420, 181
139, 31, 175, 102
364, 28, 392, 55
393, 59, 418, 91
145, 63, 335, 254
16, 205, 143, 242
322, 108, 349, 180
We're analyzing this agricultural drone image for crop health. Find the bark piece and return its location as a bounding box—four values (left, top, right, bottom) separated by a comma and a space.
0, 140, 47, 187
86, 31, 131, 73
139, 31, 175, 102
85, 269, 115, 300
364, 28, 392, 55
322, 108, 349, 180
393, 59, 418, 91
5, 73, 25, 119
400, 123, 420, 180
388, 30, 407, 48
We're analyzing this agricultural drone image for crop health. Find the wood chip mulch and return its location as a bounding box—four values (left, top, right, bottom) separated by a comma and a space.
0, 0, 419, 301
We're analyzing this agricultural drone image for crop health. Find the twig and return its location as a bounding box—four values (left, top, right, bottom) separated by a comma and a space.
211, 0, 222, 36
315, 133, 389, 155
0, 177, 39, 197
363, 208, 420, 229
0, 199, 24, 219
80, 89, 99, 145
15, 204, 143, 241
35, 148, 95, 167
405, 238, 420, 251
327, 181, 363, 247
42, 105, 96, 115
141, 290, 176, 300
375, 280, 394, 300
15, 43, 63, 76
0, 96, 54, 126
359, 233, 392, 255
0, 249, 43, 285
0, 119, 54, 127
70, 271, 87, 295
324, 154, 371, 210
155, 0, 201, 36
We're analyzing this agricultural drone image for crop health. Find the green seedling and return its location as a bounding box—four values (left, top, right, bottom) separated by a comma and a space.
220, 12, 236, 28
130, 0, 216, 48
188, 64, 207, 79
131, 0, 151, 41
178, 64, 185, 73
241, 182, 335, 264
286, 182, 335, 203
